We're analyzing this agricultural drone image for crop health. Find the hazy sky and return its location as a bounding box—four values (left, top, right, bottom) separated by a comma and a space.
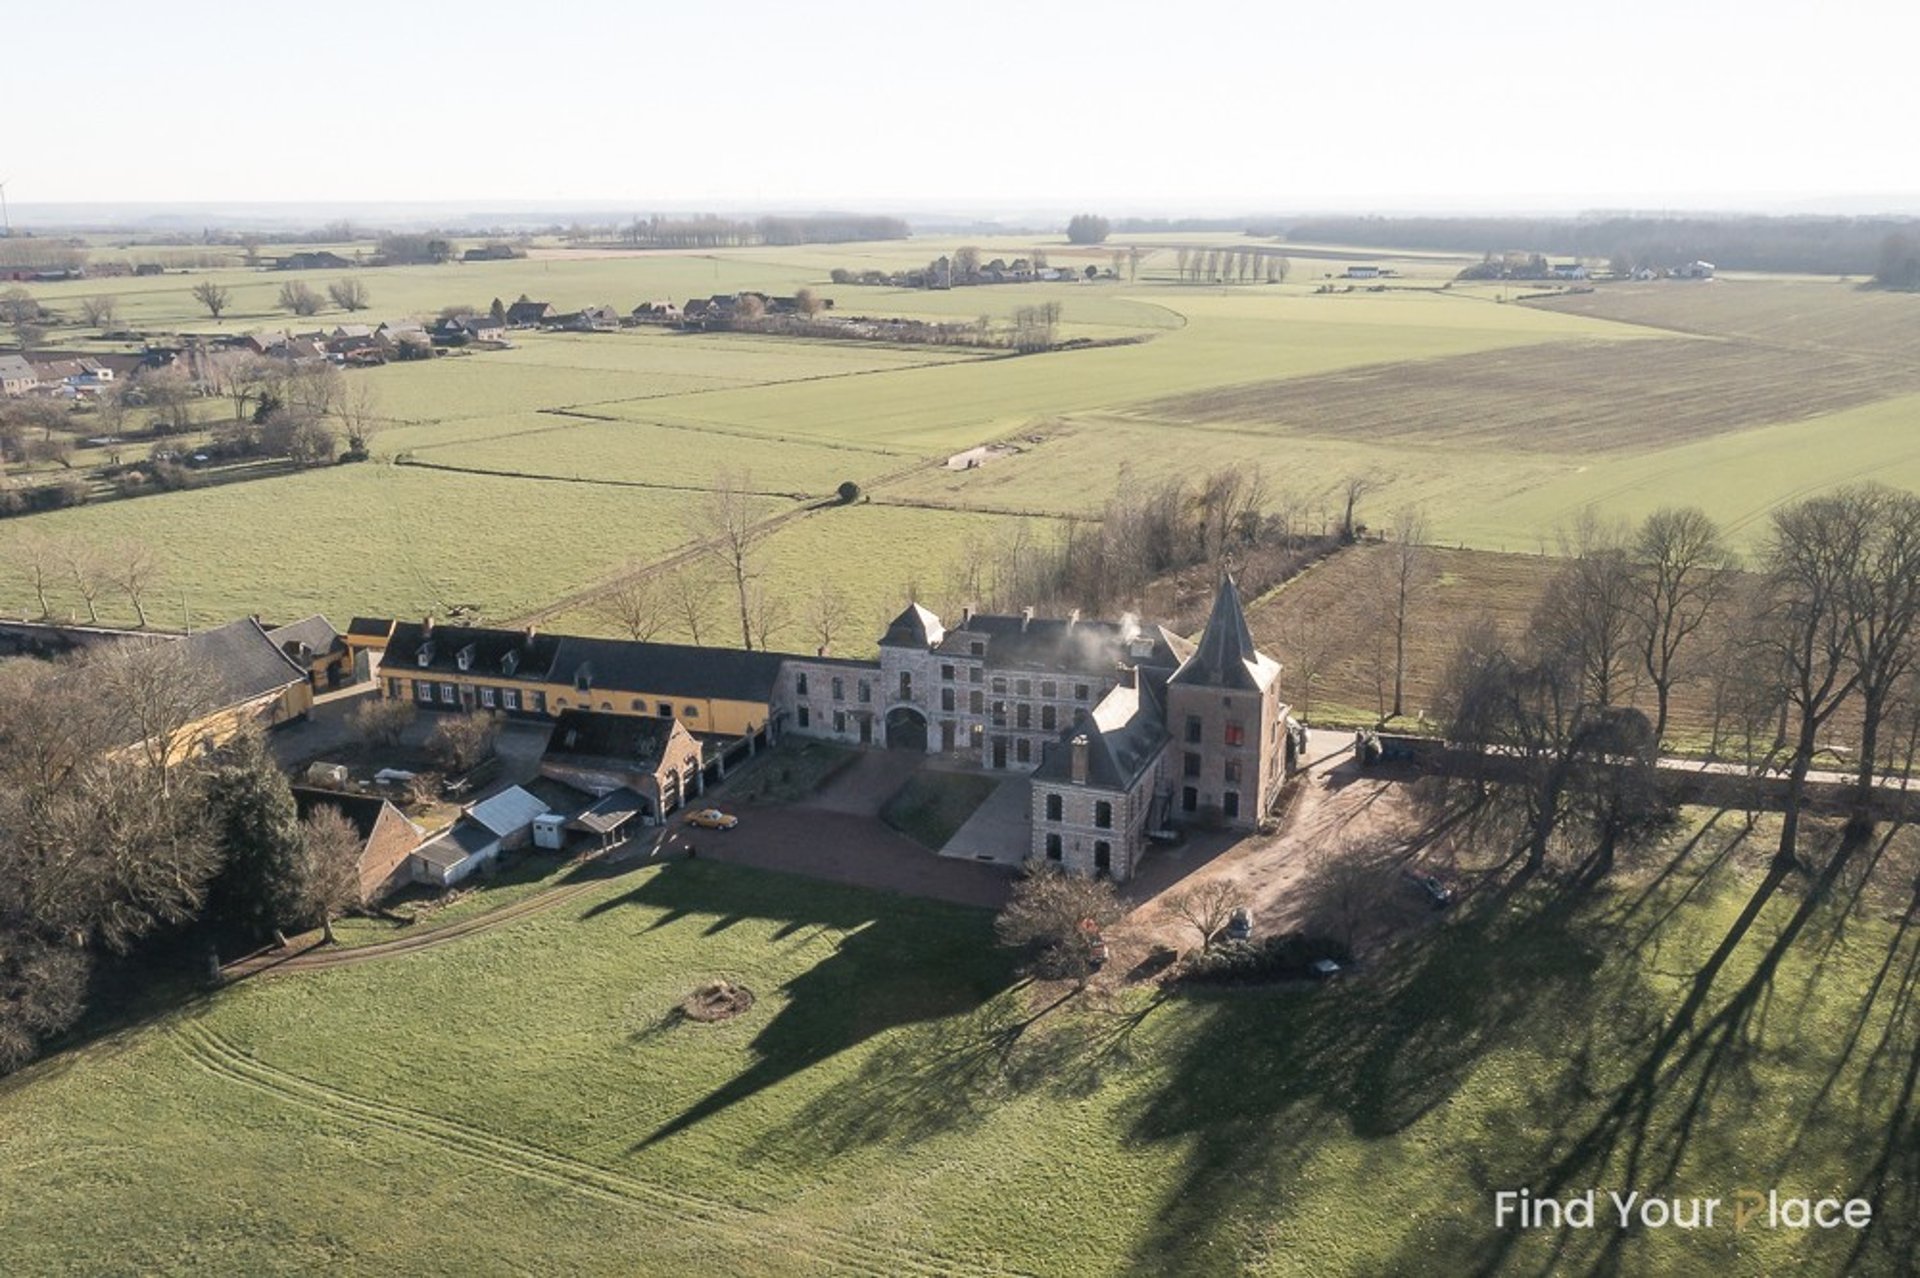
6, 0, 1915, 213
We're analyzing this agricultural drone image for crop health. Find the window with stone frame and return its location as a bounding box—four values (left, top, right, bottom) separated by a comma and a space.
1046, 793, 1063, 821
1184, 751, 1201, 778
1045, 833, 1063, 860
1041, 704, 1057, 731
941, 688, 956, 711
1224, 720, 1245, 747
1094, 800, 1113, 829
796, 672, 809, 696
1224, 759, 1242, 784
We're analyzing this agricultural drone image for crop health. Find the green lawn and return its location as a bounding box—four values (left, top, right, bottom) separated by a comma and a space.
1, 816, 1912, 1276
880, 771, 1004, 850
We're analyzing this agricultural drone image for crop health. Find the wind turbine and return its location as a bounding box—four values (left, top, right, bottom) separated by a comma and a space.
0, 179, 11, 237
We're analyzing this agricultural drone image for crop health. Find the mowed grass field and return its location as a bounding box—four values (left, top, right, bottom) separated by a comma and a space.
1, 842, 1914, 1276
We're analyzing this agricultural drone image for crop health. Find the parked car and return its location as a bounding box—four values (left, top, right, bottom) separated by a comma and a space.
685, 808, 739, 830
1405, 870, 1453, 909
1225, 906, 1253, 942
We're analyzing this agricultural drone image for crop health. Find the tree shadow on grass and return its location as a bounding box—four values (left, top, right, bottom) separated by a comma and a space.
605, 861, 1019, 1151
1118, 883, 1623, 1275
1431, 819, 1908, 1278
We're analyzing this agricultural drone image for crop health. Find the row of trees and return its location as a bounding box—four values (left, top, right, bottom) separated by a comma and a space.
1271, 213, 1920, 277
1434, 487, 1920, 881
1174, 248, 1289, 285
615, 214, 909, 249
0, 651, 364, 1074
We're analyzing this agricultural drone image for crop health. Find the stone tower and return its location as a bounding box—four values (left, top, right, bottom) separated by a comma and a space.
1164, 575, 1286, 827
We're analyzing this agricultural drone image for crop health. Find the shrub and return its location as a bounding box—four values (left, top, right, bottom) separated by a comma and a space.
1179, 932, 1353, 985
836, 480, 861, 505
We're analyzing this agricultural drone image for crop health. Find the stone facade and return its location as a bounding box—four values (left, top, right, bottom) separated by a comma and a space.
775, 578, 1292, 882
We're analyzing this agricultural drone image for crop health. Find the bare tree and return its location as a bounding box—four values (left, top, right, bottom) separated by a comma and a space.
1629, 506, 1737, 744
665, 566, 713, 645
277, 281, 324, 317
105, 539, 164, 628
994, 863, 1123, 983
1759, 490, 1873, 871
350, 696, 415, 748
190, 281, 231, 319
1536, 519, 1639, 708
690, 471, 767, 650
793, 287, 823, 318
1838, 486, 1920, 814
7, 529, 59, 618
337, 378, 381, 454
430, 710, 500, 775
78, 295, 119, 329
746, 581, 792, 651
805, 581, 850, 655
1161, 879, 1240, 950
59, 539, 106, 626
1339, 473, 1379, 543
296, 806, 364, 945
593, 571, 667, 642
326, 278, 370, 312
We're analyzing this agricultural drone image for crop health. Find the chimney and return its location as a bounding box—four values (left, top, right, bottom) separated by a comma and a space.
1066, 608, 1080, 631
960, 603, 974, 626
816, 644, 830, 658
1021, 606, 1034, 633
422, 615, 435, 635
1070, 733, 1090, 785
522, 624, 538, 646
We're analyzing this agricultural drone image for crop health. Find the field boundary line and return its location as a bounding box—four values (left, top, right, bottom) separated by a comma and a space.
171, 1021, 989, 1277
391, 457, 815, 502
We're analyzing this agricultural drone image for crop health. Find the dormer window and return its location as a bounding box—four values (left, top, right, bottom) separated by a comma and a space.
416, 641, 434, 668
455, 643, 476, 672
502, 650, 520, 675
575, 665, 593, 693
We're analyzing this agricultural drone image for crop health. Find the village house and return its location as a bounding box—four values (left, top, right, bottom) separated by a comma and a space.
0, 355, 39, 396
274, 251, 353, 271
503, 299, 554, 328
290, 785, 426, 903
430, 313, 507, 345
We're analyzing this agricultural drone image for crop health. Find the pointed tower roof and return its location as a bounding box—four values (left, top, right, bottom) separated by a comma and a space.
879, 602, 945, 649
1170, 575, 1280, 691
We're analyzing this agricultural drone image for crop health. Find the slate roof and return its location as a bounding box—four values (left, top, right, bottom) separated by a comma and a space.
291, 785, 409, 843
504, 300, 552, 324
266, 614, 344, 662
0, 354, 38, 383
416, 822, 495, 869
939, 613, 1185, 675
385, 621, 561, 681
550, 636, 790, 705
1033, 672, 1170, 792
544, 709, 678, 769
180, 618, 308, 707
567, 787, 647, 836
347, 616, 395, 640
1169, 576, 1280, 692
879, 603, 945, 649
